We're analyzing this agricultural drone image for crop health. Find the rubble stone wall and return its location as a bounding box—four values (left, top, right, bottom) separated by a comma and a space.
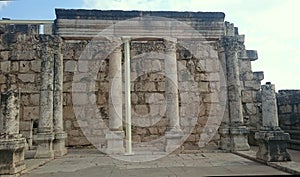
277, 90, 300, 150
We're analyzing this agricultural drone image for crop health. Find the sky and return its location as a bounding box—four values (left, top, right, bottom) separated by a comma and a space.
0, 0, 299, 91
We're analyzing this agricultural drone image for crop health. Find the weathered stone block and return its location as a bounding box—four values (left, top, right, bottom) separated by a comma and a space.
238, 59, 252, 73
253, 71, 264, 81
11, 61, 19, 72
12, 50, 36, 60
255, 130, 291, 162
30, 93, 40, 105
31, 60, 41, 72
0, 74, 6, 84
19, 61, 30, 73
0, 51, 10, 60
244, 80, 261, 90
23, 106, 39, 120
0, 138, 26, 175
21, 94, 30, 106
64, 60, 77, 72
63, 106, 75, 120
0, 61, 11, 73
18, 73, 35, 83
242, 90, 253, 103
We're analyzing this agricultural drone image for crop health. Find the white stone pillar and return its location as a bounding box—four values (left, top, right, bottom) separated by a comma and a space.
53, 52, 67, 157
35, 44, 55, 159
106, 46, 125, 154
220, 36, 249, 151
0, 89, 26, 175
255, 82, 291, 162
164, 39, 183, 152
261, 83, 279, 127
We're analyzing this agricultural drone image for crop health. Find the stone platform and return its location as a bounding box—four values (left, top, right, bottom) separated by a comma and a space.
18, 148, 293, 177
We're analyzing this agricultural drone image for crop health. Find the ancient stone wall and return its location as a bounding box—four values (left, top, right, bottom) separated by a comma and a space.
0, 10, 264, 150
239, 50, 264, 145
277, 90, 300, 150
0, 24, 61, 148
61, 39, 223, 149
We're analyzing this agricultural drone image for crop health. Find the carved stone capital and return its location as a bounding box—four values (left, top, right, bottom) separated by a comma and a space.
164, 39, 176, 52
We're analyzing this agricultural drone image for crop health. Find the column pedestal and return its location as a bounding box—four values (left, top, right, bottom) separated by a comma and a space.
255, 128, 291, 162
0, 138, 26, 175
106, 131, 125, 154
219, 125, 249, 151
230, 126, 250, 151
255, 83, 291, 162
165, 129, 183, 153
34, 133, 54, 159
53, 132, 67, 157
219, 125, 231, 150
0, 89, 26, 175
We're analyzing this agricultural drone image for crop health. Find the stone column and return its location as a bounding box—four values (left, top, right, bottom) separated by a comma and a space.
35, 45, 55, 159
53, 53, 67, 157
255, 82, 291, 161
164, 39, 183, 152
106, 46, 125, 154
0, 89, 26, 175
220, 36, 249, 151
218, 46, 231, 150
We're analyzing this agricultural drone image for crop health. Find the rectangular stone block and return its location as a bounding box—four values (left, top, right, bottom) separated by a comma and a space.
0, 61, 11, 73
19, 83, 40, 93
12, 50, 36, 60
238, 59, 252, 73
0, 75, 6, 84
63, 106, 75, 120
31, 60, 41, 72
244, 80, 261, 90
253, 71, 264, 81
242, 90, 254, 103
23, 106, 39, 120
18, 74, 36, 83
64, 60, 77, 72
11, 61, 19, 72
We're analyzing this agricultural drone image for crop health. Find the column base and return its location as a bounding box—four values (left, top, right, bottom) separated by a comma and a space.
105, 131, 125, 154
219, 126, 250, 151
165, 128, 183, 153
34, 133, 54, 159
53, 132, 67, 157
255, 129, 291, 162
0, 138, 26, 175
219, 126, 231, 150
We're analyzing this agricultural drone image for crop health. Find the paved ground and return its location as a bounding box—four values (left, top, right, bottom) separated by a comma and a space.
20, 149, 290, 177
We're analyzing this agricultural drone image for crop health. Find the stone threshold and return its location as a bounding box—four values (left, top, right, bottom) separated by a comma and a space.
233, 146, 300, 175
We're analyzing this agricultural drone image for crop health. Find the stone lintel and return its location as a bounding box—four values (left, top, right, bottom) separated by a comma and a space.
55, 9, 225, 22
255, 130, 291, 162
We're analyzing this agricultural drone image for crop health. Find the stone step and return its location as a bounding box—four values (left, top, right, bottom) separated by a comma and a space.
288, 139, 300, 151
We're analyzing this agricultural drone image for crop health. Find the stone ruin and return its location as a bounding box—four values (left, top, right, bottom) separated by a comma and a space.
0, 8, 293, 175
